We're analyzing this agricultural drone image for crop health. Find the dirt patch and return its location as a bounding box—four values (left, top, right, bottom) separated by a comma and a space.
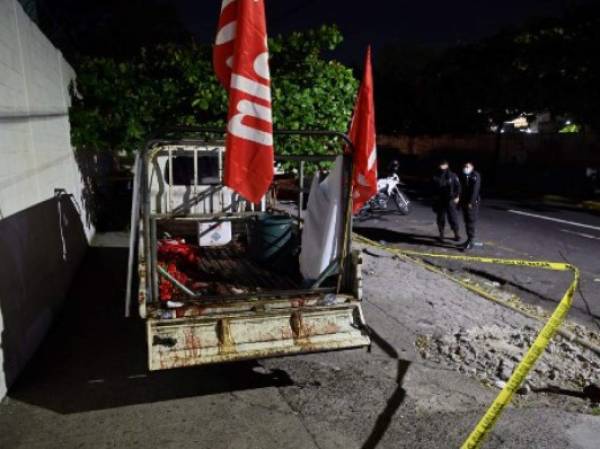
417, 324, 600, 406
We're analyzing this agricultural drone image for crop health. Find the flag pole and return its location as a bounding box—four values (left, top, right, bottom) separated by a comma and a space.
336, 149, 355, 294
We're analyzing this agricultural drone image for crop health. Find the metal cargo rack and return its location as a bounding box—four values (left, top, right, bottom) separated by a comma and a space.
127, 128, 357, 315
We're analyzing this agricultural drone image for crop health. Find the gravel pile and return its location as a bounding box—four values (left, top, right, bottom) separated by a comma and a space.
417, 324, 600, 394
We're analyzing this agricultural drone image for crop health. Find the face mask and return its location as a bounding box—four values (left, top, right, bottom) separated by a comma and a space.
463, 167, 472, 175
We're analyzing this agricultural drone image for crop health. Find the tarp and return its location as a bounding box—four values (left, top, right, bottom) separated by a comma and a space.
299, 156, 344, 281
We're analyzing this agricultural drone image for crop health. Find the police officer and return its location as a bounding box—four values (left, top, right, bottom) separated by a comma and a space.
460, 161, 481, 251
432, 160, 461, 242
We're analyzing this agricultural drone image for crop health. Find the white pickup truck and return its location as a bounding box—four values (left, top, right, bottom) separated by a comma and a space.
127, 129, 370, 370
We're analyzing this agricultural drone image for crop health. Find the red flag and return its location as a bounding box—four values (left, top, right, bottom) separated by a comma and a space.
214, 0, 274, 203
213, 0, 237, 88
349, 46, 378, 214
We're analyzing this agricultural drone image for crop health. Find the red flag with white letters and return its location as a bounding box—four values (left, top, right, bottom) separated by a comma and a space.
213, 0, 236, 87
349, 46, 378, 214
214, 0, 274, 203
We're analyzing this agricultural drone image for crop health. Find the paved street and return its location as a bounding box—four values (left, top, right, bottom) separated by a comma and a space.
1, 236, 598, 449
355, 192, 600, 330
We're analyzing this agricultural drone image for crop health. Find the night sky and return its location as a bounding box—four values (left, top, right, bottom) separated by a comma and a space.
174, 0, 575, 63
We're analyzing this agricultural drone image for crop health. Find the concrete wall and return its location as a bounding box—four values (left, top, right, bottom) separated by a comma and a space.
0, 0, 94, 398
378, 133, 600, 168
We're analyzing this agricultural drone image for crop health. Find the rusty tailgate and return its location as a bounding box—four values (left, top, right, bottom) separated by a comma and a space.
147, 302, 369, 370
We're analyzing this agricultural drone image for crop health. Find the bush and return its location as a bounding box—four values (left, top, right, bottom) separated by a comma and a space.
69, 25, 358, 160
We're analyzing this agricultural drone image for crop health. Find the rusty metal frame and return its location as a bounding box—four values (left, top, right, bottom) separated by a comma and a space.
137, 128, 354, 306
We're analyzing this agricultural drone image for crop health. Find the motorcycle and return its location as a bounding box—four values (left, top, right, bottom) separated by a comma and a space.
357, 173, 411, 220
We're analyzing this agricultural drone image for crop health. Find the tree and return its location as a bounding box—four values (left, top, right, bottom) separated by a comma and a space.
374, 43, 440, 134
269, 25, 358, 157
374, 3, 600, 134
436, 3, 600, 133
69, 25, 358, 158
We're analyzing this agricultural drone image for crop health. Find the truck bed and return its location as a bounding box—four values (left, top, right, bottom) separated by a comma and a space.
196, 243, 301, 294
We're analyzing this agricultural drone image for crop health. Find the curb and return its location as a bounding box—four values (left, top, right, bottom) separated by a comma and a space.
582, 200, 600, 211
542, 195, 600, 212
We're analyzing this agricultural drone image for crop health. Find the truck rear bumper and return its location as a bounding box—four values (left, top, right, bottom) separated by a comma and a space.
147, 303, 369, 370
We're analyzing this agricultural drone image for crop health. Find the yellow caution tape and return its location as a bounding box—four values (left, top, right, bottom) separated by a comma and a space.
353, 234, 580, 449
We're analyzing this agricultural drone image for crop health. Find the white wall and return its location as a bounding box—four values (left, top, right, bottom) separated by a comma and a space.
0, 308, 4, 398
0, 0, 94, 399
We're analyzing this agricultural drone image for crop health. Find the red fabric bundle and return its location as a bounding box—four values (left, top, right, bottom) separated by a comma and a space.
157, 239, 200, 302
157, 238, 200, 265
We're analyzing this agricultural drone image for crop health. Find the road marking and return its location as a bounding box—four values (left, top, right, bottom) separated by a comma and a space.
508, 209, 600, 232
560, 229, 600, 241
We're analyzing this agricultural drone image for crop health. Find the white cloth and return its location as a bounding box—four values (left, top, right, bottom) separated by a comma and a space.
299, 156, 344, 281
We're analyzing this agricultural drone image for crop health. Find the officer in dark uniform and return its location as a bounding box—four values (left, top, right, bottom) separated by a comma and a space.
432, 160, 461, 242
460, 161, 481, 251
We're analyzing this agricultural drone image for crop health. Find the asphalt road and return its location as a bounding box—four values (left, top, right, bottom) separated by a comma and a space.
354, 191, 600, 330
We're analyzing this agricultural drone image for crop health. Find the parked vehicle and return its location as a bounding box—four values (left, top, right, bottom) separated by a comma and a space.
126, 129, 370, 370
357, 173, 411, 220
